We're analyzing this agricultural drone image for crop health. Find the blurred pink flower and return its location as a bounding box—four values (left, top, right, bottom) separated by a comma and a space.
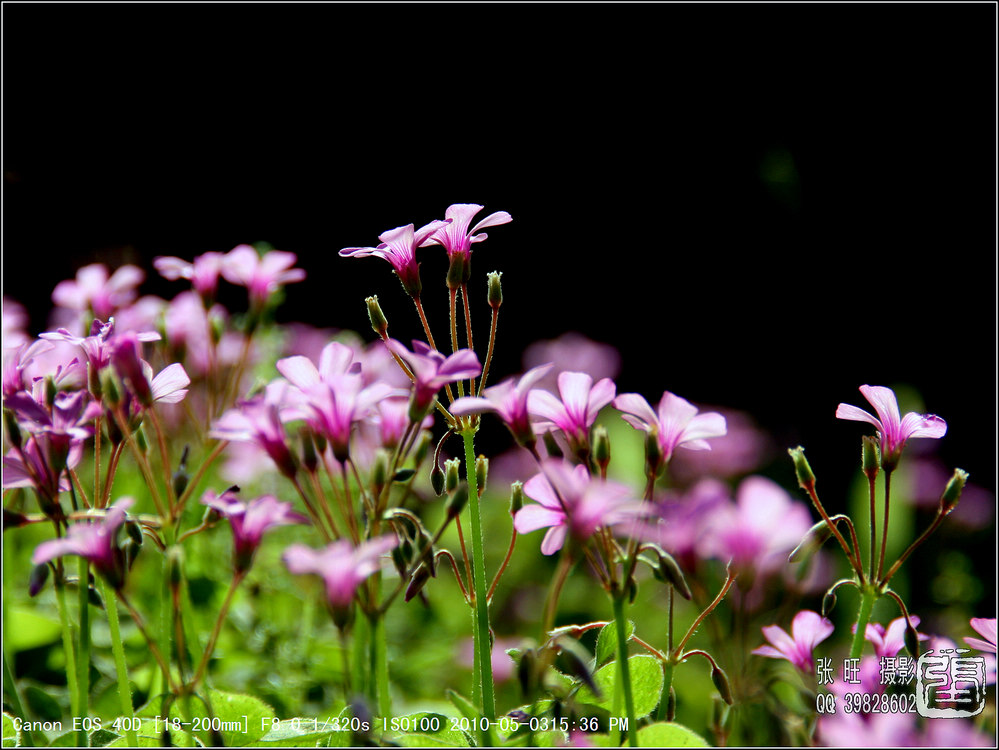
154, 251, 225, 298
384, 339, 481, 417
860, 615, 928, 658
752, 609, 834, 672
32, 498, 134, 588
221, 245, 305, 309
965, 617, 997, 653
202, 489, 307, 572
515, 459, 648, 555
51, 263, 145, 321
523, 332, 621, 393
836, 385, 946, 469
451, 363, 554, 448
339, 220, 449, 298
210, 382, 298, 478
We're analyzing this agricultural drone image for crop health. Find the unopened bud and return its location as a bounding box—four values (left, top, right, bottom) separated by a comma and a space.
862, 435, 881, 479
789, 518, 836, 564
371, 449, 390, 492
487, 271, 503, 309
517, 648, 539, 701
666, 686, 676, 721
556, 642, 600, 697
904, 620, 922, 659
135, 425, 150, 455
430, 463, 445, 496
592, 425, 610, 471
300, 428, 318, 474
100, 369, 122, 408
446, 254, 466, 290
939, 468, 968, 515
788, 446, 815, 489
366, 296, 389, 338
405, 563, 433, 602
542, 431, 563, 459
3, 409, 22, 450
444, 458, 461, 493
29, 562, 50, 597
3, 508, 28, 531
125, 520, 144, 548
711, 664, 734, 705
648, 544, 692, 600
645, 431, 664, 477
475, 455, 488, 494
510, 481, 524, 516
447, 483, 470, 520
172, 445, 190, 500
167, 545, 184, 587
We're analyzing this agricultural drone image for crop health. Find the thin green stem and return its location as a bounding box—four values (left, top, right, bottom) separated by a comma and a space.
867, 473, 877, 583
849, 585, 878, 660
877, 469, 893, 582
461, 428, 494, 725
459, 283, 476, 395
54, 574, 80, 718
414, 295, 454, 404
76, 557, 91, 746
191, 571, 245, 688
477, 306, 499, 396
449, 289, 464, 398
4, 651, 37, 746
611, 593, 639, 747
99, 577, 138, 747
656, 585, 675, 722
881, 510, 947, 585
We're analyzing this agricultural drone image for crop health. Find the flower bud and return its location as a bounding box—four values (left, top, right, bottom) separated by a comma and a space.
904, 620, 922, 659
366, 295, 389, 338
29, 562, 50, 597
592, 425, 611, 473
3, 409, 22, 450
446, 254, 466, 290
405, 563, 433, 602
542, 431, 563, 459
556, 640, 600, 697
300, 428, 318, 474
172, 445, 191, 500
509, 481, 524, 516
167, 545, 185, 587
645, 431, 664, 477
788, 518, 837, 564
788, 446, 815, 490
444, 458, 461, 494
862, 435, 880, 480
487, 271, 503, 309
135, 425, 150, 455
646, 544, 692, 600
100, 369, 122, 409
939, 468, 968, 516
3, 508, 28, 531
125, 519, 144, 548
371, 449, 390, 494
475, 455, 488, 494
430, 462, 445, 496
666, 686, 676, 721
711, 664, 734, 705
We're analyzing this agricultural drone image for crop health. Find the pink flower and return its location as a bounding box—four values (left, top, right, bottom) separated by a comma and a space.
41, 318, 160, 375
276, 341, 359, 392
522, 333, 621, 393
514, 459, 649, 555
153, 251, 225, 299
220, 245, 305, 309
527, 371, 616, 454
111, 332, 190, 407
202, 489, 308, 572
965, 617, 997, 653
283, 535, 398, 627
613, 391, 727, 466
32, 498, 134, 588
339, 220, 449, 298
421, 204, 512, 284
835, 385, 946, 469
210, 382, 298, 478
51, 263, 145, 321
384, 339, 481, 417
861, 615, 928, 658
752, 609, 834, 672
450, 363, 554, 447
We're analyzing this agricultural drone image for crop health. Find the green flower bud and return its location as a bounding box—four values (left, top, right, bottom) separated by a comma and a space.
3, 409, 21, 451
29, 562, 50, 597
447, 483, 470, 520
475, 455, 488, 494
444, 458, 461, 494
366, 295, 389, 338
940, 468, 968, 515
645, 431, 664, 477
405, 563, 433, 602
712, 664, 734, 705
430, 463, 445, 496
167, 545, 184, 588
788, 517, 839, 564
300, 428, 318, 474
592, 425, 610, 471
666, 686, 676, 721
788, 446, 815, 490
509, 481, 524, 516
862, 435, 881, 479
371, 449, 390, 492
542, 431, 563, 459
487, 271, 503, 309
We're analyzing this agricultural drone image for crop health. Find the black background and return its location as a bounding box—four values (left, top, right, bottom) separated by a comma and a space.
3, 2, 996, 512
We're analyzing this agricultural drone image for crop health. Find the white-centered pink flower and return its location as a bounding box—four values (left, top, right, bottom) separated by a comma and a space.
52, 263, 145, 321
451, 363, 554, 447
752, 609, 834, 672
966, 617, 997, 653
527, 371, 616, 453
384, 339, 481, 417
221, 245, 305, 309
613, 390, 727, 465
835, 385, 946, 468
202, 489, 307, 572
339, 220, 449, 298
421, 204, 512, 265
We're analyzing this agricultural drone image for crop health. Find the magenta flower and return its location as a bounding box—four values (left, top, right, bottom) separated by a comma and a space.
522, 333, 621, 394
613, 391, 727, 466
210, 382, 298, 478
3, 339, 56, 398
110, 332, 190, 407
202, 489, 308, 572
283, 535, 398, 627
451, 363, 554, 448
32, 498, 134, 588
835, 384, 946, 469
861, 615, 928, 658
384, 339, 481, 418
421, 204, 512, 284
51, 263, 145, 321
153, 251, 225, 299
276, 341, 360, 392
514, 459, 649, 555
752, 609, 834, 672
339, 220, 449, 298
527, 371, 616, 455
41, 318, 161, 376
965, 617, 997, 653
220, 245, 305, 309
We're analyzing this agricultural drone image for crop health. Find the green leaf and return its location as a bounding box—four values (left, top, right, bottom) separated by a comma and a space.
636, 722, 710, 747
593, 620, 634, 667
23, 686, 61, 722
89, 728, 121, 747
105, 734, 188, 747
257, 719, 342, 747
574, 654, 663, 718
2, 713, 19, 748
5, 608, 62, 652
205, 689, 274, 746
446, 689, 479, 721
